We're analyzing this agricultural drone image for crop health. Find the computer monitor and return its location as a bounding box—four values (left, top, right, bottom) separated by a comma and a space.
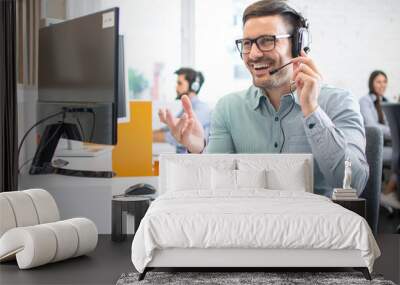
29, 8, 120, 177
117, 35, 126, 118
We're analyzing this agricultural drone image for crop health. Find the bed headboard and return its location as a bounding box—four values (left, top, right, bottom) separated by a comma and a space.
158, 154, 313, 194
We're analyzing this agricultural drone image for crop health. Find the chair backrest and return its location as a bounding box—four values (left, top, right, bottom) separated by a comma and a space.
360, 126, 383, 235
382, 103, 400, 191
0, 189, 60, 237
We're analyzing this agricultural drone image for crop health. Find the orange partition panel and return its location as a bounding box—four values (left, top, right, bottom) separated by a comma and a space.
112, 101, 152, 176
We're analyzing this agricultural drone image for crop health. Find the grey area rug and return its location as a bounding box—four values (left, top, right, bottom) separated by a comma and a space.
116, 272, 396, 285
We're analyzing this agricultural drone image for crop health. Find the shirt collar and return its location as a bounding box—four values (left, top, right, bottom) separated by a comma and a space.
177, 96, 200, 117
249, 86, 299, 110
290, 88, 300, 105
368, 93, 387, 103
190, 95, 200, 106
249, 87, 265, 110
369, 93, 378, 102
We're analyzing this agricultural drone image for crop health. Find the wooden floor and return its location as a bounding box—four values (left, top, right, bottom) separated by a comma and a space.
1, 234, 399, 285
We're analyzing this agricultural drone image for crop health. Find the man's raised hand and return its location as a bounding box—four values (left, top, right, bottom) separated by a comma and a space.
158, 95, 206, 153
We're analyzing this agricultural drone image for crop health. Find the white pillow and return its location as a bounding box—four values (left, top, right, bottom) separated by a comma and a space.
237, 158, 309, 192
267, 168, 307, 191
211, 168, 268, 191
236, 169, 267, 189
212, 168, 236, 190
166, 162, 212, 192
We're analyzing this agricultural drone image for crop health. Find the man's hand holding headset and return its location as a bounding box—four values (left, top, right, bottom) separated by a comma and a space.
291, 49, 323, 117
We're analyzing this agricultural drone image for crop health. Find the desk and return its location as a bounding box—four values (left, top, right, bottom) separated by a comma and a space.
19, 174, 158, 234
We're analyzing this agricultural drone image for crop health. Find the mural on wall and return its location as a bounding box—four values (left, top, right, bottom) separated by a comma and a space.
150, 62, 164, 101
128, 68, 149, 100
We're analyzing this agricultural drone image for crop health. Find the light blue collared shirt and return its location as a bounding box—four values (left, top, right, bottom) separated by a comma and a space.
165, 96, 211, 153
205, 84, 369, 197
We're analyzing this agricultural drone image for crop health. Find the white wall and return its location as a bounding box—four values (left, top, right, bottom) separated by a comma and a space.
43, 0, 66, 19
65, 0, 100, 19
18, 85, 38, 174
288, 0, 400, 101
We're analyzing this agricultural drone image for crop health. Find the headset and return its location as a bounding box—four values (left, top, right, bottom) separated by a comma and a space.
190, 72, 201, 93
270, 6, 310, 152
175, 68, 203, 97
269, 8, 311, 75
279, 87, 296, 153
276, 4, 311, 57
291, 16, 310, 58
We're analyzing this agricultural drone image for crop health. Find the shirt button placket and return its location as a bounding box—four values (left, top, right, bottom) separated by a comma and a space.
274, 116, 279, 151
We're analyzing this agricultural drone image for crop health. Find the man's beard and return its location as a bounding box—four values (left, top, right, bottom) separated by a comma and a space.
176, 92, 187, 100
252, 66, 291, 90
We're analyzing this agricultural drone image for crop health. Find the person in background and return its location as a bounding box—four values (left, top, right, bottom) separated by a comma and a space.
153, 68, 211, 153
158, 0, 369, 198
359, 70, 400, 209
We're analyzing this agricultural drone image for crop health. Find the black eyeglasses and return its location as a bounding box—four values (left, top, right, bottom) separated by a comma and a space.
235, 34, 292, 54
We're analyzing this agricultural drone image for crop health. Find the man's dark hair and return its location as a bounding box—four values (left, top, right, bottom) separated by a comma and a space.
242, 0, 305, 35
368, 70, 387, 95
174, 67, 205, 94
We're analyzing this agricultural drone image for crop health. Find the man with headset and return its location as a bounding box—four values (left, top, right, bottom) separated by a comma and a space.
153, 67, 211, 153
158, 0, 368, 197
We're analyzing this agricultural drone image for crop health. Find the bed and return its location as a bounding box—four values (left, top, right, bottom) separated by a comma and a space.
131, 154, 380, 280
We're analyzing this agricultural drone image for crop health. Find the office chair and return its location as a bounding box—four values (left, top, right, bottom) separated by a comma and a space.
382, 147, 394, 215
361, 126, 383, 235
382, 103, 400, 233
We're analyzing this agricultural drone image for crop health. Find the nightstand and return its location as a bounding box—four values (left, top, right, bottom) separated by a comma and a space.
332, 198, 366, 219
111, 196, 153, 242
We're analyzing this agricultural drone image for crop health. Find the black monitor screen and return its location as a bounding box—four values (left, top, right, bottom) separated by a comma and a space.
37, 8, 119, 145
117, 35, 126, 118
39, 8, 119, 104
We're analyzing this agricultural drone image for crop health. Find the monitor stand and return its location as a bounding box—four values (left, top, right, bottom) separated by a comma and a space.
29, 122, 115, 178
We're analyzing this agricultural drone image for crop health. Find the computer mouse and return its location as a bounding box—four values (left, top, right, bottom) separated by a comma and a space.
124, 183, 156, 196
52, 158, 69, 167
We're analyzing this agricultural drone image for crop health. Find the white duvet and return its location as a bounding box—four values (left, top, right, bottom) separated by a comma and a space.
131, 190, 380, 273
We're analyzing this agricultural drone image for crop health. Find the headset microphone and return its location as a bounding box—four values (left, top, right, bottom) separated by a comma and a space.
269, 61, 293, 75
269, 47, 311, 76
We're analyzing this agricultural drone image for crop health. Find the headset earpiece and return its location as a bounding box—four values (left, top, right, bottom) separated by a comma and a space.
292, 26, 310, 57
289, 11, 310, 57
190, 73, 201, 93
269, 12, 311, 75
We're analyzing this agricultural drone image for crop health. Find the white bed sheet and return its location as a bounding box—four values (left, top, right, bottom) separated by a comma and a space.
131, 190, 380, 273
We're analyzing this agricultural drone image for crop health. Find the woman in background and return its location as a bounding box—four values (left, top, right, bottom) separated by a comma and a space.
359, 70, 399, 209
